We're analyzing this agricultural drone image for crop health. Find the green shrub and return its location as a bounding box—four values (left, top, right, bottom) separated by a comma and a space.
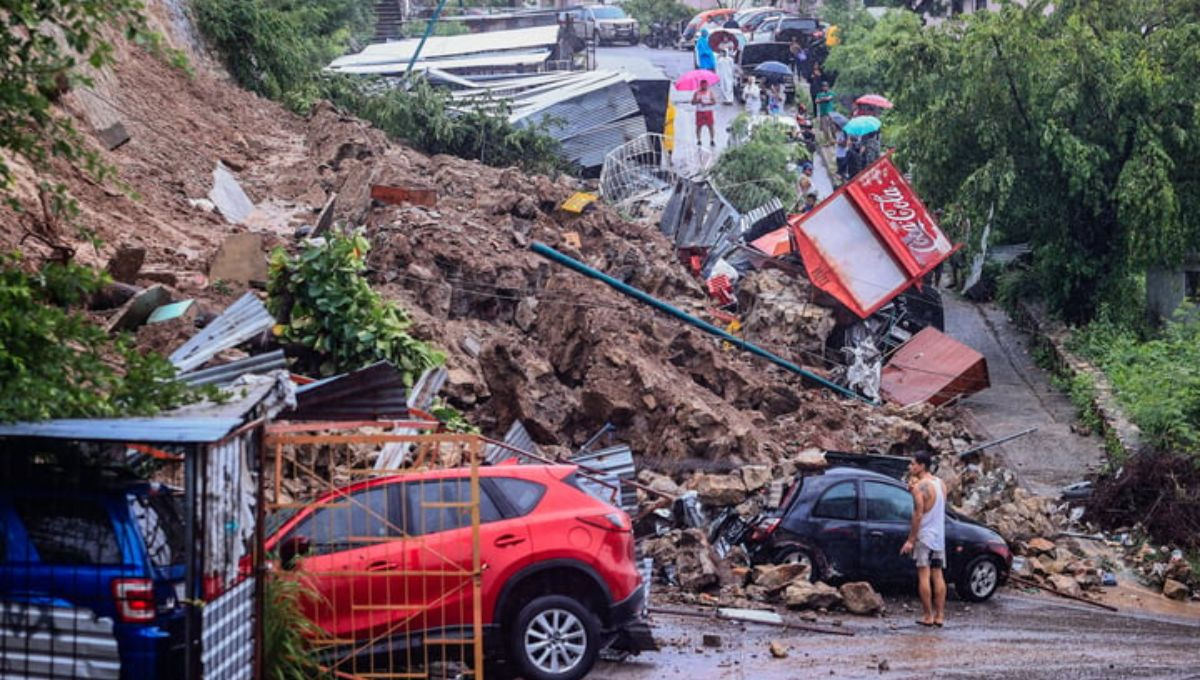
267, 231, 444, 381
263, 575, 327, 680
712, 116, 799, 212
1069, 311, 1200, 456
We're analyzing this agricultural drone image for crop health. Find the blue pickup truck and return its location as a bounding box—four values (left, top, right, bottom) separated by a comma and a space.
0, 477, 188, 679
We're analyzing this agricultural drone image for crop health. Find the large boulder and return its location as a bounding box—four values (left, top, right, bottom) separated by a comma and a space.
1048, 574, 1082, 599
839, 582, 885, 615
1026, 537, 1057, 557
741, 465, 773, 493
752, 563, 811, 592
686, 472, 748, 506
1162, 579, 1189, 601
783, 580, 843, 610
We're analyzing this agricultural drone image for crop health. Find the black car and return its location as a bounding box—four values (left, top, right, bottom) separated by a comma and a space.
745, 467, 1011, 601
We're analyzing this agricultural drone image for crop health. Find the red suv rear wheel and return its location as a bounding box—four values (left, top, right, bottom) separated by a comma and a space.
508, 594, 600, 680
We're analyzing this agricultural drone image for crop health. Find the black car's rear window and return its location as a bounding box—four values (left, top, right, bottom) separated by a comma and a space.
492, 477, 546, 517
813, 481, 858, 521
14, 497, 122, 565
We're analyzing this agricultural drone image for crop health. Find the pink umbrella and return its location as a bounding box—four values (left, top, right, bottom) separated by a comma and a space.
855, 94, 894, 109
675, 69, 720, 91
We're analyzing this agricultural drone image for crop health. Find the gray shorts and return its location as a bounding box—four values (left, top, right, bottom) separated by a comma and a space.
914, 542, 945, 569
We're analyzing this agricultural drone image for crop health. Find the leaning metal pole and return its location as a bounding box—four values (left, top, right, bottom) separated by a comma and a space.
531, 241, 873, 404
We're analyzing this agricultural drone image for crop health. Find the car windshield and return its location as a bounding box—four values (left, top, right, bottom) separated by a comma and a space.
592, 7, 626, 19
781, 18, 818, 31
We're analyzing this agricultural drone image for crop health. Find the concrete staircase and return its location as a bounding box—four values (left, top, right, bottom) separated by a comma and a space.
373, 0, 405, 42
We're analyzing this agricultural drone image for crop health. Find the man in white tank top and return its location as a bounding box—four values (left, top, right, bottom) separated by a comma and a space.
901, 451, 947, 627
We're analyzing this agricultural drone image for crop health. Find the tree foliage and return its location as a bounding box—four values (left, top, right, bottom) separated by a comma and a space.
621, 0, 693, 31
193, 0, 373, 109
869, 0, 1200, 322
712, 116, 801, 212
0, 258, 206, 422
267, 231, 445, 381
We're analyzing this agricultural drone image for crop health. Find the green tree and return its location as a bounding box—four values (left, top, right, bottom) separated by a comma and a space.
0, 258, 206, 422
876, 0, 1200, 322
621, 0, 693, 32
712, 116, 801, 212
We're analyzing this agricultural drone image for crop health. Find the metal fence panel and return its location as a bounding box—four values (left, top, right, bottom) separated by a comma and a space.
201, 578, 255, 680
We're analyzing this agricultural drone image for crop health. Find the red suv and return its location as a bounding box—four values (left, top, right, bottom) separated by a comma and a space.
265, 464, 653, 680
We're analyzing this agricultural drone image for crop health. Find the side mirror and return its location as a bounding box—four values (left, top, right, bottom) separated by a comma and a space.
279, 535, 311, 569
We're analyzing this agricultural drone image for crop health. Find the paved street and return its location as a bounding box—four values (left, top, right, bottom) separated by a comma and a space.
596, 591, 1200, 679
943, 294, 1107, 497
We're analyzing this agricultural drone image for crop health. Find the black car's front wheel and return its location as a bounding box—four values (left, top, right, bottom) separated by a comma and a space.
776, 548, 820, 582
958, 556, 1001, 602
509, 595, 600, 680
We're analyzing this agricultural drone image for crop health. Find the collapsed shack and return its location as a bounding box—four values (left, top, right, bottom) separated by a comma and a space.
0, 378, 288, 679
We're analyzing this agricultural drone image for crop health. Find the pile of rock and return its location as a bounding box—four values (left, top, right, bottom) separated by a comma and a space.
956, 464, 1065, 542
1128, 543, 1196, 601
1011, 536, 1105, 597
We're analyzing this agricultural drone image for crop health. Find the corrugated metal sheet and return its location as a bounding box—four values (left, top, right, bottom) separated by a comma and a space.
406, 367, 448, 410
559, 116, 648, 169
331, 50, 551, 75
881, 327, 990, 406
203, 433, 256, 588
0, 603, 121, 678
509, 72, 639, 140
201, 577, 255, 680
0, 417, 242, 444
329, 25, 559, 69
288, 361, 411, 421
571, 445, 636, 510
169, 293, 274, 373
177, 350, 287, 387
483, 421, 540, 465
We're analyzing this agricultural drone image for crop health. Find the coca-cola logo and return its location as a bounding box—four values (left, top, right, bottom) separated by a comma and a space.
868, 184, 937, 253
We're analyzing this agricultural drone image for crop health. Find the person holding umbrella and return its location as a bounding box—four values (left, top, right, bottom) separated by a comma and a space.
692, 79, 718, 146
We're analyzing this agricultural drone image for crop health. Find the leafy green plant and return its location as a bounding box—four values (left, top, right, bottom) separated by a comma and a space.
1069, 311, 1200, 456
193, 0, 373, 107
621, 0, 693, 33
263, 574, 328, 680
0, 256, 207, 422
712, 116, 799, 212
267, 230, 444, 381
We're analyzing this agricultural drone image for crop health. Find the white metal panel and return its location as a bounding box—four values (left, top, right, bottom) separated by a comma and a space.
0, 603, 121, 679
201, 578, 255, 680
329, 50, 551, 75
329, 25, 558, 68
798, 193, 908, 311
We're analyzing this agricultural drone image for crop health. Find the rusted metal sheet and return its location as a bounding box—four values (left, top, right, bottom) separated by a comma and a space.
287, 361, 412, 421
881, 327, 989, 406
370, 184, 438, 207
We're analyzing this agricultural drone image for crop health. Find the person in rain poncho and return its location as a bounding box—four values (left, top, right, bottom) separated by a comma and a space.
716, 47, 735, 104
695, 28, 716, 72
743, 76, 762, 117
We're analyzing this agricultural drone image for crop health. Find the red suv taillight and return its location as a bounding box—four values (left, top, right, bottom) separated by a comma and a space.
750, 517, 780, 543
112, 578, 156, 623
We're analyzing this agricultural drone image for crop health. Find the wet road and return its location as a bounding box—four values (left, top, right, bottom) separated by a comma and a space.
594, 591, 1200, 679
942, 295, 1107, 497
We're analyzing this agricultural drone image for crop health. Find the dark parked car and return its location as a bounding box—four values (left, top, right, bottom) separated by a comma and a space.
744, 467, 1011, 601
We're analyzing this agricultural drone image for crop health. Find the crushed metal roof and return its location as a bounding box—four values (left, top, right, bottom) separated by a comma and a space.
332, 50, 552, 76
0, 417, 244, 444
484, 421, 540, 465
571, 444, 637, 510
169, 292, 274, 373
328, 25, 559, 71
177, 350, 287, 387
287, 361, 411, 421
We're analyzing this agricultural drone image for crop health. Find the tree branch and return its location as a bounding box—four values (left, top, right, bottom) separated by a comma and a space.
991, 34, 1033, 132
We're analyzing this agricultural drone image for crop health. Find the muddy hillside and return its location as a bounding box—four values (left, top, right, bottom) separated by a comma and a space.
2, 3, 977, 471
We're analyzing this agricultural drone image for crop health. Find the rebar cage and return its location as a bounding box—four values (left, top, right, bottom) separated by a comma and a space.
261, 421, 486, 680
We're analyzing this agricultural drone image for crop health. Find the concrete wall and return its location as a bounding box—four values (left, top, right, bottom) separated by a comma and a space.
1147, 257, 1200, 322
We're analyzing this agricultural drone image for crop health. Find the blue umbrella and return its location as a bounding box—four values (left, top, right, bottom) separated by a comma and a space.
843, 115, 882, 136
753, 61, 792, 78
